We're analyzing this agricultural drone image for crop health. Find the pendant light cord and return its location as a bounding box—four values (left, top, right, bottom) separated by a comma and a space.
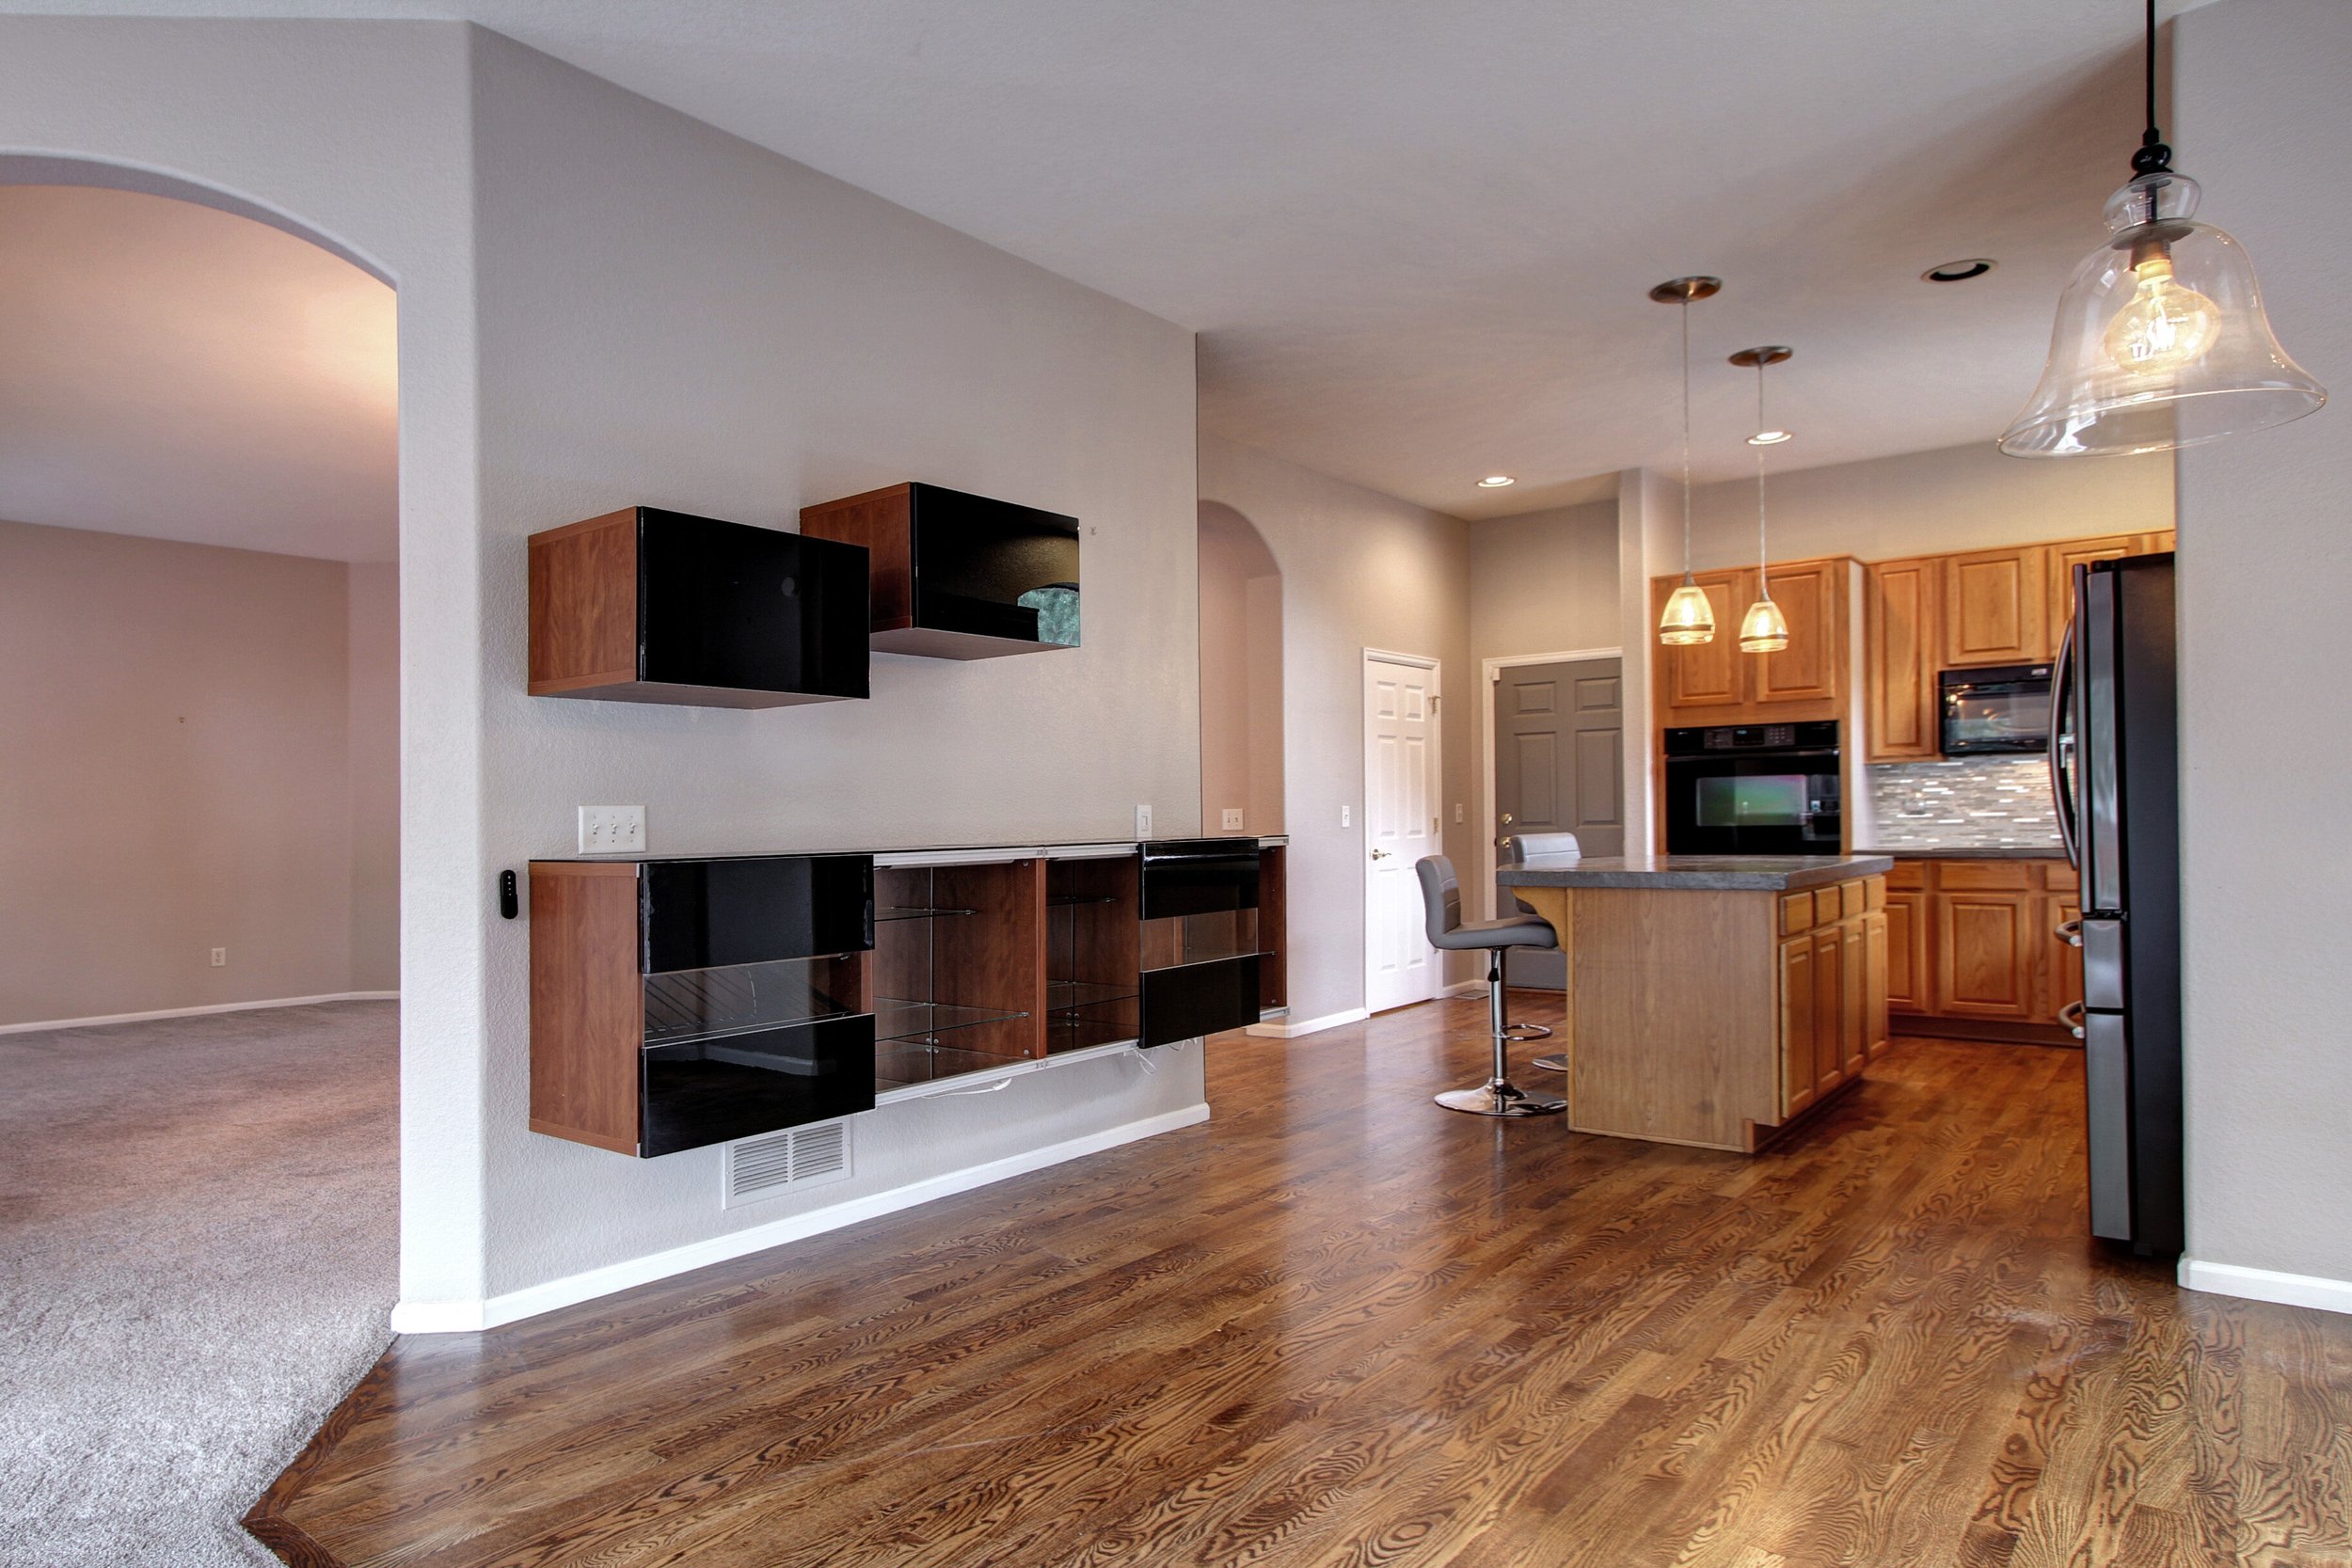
2134, 0, 2171, 179
1754, 363, 1772, 602
1679, 300, 1694, 576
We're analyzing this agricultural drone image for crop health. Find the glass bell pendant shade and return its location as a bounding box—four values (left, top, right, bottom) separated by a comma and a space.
2000, 171, 2326, 456
1660, 577, 1716, 645
1738, 595, 1789, 654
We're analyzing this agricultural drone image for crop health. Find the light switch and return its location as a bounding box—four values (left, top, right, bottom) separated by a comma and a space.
1135, 802, 1153, 836
1454, 803, 1465, 824
579, 805, 646, 854
1221, 808, 1245, 831
1341, 805, 1351, 828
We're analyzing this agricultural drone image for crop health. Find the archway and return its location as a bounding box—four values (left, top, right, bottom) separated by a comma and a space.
1197, 501, 1284, 838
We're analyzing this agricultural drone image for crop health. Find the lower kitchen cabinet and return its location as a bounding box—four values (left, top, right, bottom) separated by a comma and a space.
1775, 874, 1885, 1120
1888, 857, 2080, 1038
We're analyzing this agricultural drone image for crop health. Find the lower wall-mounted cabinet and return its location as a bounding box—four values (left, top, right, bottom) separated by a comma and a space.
532, 836, 1290, 1157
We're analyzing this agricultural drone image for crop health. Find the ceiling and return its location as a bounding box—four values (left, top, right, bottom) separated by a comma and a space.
0, 2, 2200, 523
0, 183, 397, 561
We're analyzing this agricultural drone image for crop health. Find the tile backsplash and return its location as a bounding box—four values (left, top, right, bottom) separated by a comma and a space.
1867, 757, 2062, 850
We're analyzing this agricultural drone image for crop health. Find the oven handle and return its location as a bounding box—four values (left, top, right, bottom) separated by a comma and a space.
1663, 748, 1842, 765
2048, 614, 2079, 871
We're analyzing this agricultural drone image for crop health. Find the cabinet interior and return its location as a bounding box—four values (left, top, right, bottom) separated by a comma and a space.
1045, 855, 1142, 1055
862, 860, 1045, 1089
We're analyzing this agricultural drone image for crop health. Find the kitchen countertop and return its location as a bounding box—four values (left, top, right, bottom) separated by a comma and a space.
1854, 846, 2067, 861
1496, 853, 1894, 892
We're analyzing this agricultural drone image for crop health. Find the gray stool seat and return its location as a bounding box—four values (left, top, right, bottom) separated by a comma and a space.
1498, 832, 1580, 1072
1416, 856, 1566, 1119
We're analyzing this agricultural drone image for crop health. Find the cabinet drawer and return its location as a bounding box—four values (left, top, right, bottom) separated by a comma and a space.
2044, 862, 2079, 894
1839, 879, 1867, 921
1781, 891, 1817, 934
1885, 860, 1930, 892
1139, 839, 1262, 918
1936, 862, 2035, 893
1864, 875, 1886, 911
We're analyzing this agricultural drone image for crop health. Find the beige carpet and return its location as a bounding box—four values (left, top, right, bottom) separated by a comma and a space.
0, 1000, 397, 1567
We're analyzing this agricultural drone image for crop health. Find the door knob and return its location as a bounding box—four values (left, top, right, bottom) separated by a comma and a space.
1371, 848, 1391, 860
1501, 813, 1515, 825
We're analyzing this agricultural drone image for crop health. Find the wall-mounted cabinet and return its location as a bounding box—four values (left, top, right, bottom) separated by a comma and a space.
1046, 852, 1142, 1054
869, 857, 1045, 1089
530, 854, 879, 1158
1862, 531, 2174, 761
528, 507, 871, 708
1649, 557, 1852, 727
1138, 839, 1264, 1047
801, 482, 1080, 659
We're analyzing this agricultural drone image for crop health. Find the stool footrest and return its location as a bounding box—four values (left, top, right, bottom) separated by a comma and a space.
1501, 1022, 1552, 1042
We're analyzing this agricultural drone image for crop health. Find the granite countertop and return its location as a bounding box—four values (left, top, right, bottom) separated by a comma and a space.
1497, 853, 1895, 892
1854, 846, 2068, 861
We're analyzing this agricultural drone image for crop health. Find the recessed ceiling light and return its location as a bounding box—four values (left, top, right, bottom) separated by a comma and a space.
1923, 258, 1997, 283
1476, 474, 1517, 488
1747, 429, 1794, 446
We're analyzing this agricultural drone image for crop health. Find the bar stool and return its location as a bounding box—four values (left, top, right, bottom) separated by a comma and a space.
1416, 855, 1566, 1117
1499, 832, 1581, 1073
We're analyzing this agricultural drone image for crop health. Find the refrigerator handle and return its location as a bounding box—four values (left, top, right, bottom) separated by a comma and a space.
2049, 612, 2080, 870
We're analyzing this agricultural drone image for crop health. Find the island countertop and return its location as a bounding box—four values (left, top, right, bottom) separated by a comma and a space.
1497, 852, 1895, 893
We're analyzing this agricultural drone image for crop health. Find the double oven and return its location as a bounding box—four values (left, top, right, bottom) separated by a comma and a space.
1662, 721, 1842, 856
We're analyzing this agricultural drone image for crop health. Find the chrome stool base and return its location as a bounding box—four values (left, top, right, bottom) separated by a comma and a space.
1502, 1022, 1552, 1042
1529, 1053, 1567, 1073
1437, 1078, 1566, 1117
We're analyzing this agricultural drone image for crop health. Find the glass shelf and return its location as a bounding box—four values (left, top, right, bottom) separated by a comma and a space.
1045, 1017, 1138, 1054
641, 958, 860, 1046
1047, 978, 1139, 1010
875, 1040, 1025, 1089
1047, 894, 1122, 908
872, 998, 1029, 1045
876, 906, 979, 922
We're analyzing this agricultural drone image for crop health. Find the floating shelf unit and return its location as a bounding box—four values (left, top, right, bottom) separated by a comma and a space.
529, 854, 878, 1158
527, 506, 871, 708
1046, 852, 1142, 1055
867, 858, 1045, 1091
799, 482, 1080, 660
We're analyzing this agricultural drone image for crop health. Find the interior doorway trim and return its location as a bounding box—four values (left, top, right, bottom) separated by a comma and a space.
1479, 646, 1622, 919
1361, 648, 1443, 1013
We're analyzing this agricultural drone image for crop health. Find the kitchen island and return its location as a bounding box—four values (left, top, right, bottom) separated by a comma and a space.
1496, 853, 1893, 1151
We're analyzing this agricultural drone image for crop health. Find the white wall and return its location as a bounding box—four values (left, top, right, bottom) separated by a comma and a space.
346, 561, 400, 994
1198, 502, 1284, 837
1685, 439, 2174, 566
2172, 0, 2352, 1298
1198, 436, 1475, 1022
0, 17, 1210, 1322
0, 521, 397, 1024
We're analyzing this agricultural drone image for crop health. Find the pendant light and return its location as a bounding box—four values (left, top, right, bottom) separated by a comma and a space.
1730, 346, 1792, 654
1999, 0, 2325, 456
1652, 276, 1723, 644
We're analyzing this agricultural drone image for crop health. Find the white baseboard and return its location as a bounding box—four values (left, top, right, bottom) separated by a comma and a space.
1439, 980, 1485, 1000
1245, 1006, 1371, 1039
0, 990, 400, 1036
2179, 1257, 2352, 1317
391, 1101, 1213, 1335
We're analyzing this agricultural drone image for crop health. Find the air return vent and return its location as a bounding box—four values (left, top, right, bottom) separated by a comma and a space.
723, 1119, 851, 1209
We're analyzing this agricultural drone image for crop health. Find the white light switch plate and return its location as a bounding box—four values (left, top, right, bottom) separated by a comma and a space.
1221, 808, 1245, 831
579, 805, 646, 855
1341, 805, 1351, 828
1134, 802, 1153, 836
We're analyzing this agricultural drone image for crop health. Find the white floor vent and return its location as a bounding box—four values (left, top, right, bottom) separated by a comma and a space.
723, 1120, 852, 1209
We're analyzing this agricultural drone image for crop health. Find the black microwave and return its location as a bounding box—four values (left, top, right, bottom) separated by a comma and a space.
1940, 663, 2053, 755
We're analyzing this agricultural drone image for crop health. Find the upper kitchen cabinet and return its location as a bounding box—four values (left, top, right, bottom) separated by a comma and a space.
1865, 558, 1940, 761
2047, 531, 2175, 655
529, 507, 871, 708
800, 483, 1081, 659
1941, 546, 2050, 668
1652, 558, 1849, 724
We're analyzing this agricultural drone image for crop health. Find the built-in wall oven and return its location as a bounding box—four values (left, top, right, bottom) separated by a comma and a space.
1940, 662, 2054, 754
1662, 721, 1841, 856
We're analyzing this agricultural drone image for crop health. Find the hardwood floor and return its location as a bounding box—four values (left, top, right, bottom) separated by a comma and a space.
248, 999, 2352, 1567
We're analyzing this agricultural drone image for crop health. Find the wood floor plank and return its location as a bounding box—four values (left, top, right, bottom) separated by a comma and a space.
246, 1001, 2352, 1567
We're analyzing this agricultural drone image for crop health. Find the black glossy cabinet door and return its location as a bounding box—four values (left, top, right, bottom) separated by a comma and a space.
642, 855, 876, 973
528, 506, 870, 708
801, 483, 1079, 659
1137, 840, 1263, 1045
641, 1015, 876, 1157
1139, 839, 1261, 919
1140, 956, 1262, 1049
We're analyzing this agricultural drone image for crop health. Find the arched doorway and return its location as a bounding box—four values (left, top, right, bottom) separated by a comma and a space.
1196, 501, 1284, 839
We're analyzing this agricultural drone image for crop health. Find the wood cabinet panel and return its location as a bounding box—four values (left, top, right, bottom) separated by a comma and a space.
1840, 919, 1869, 1078
1934, 889, 2037, 1019
1657, 570, 1748, 710
1885, 860, 1929, 893
1754, 560, 1843, 705
1866, 559, 1940, 760
1883, 889, 1929, 1014
1780, 891, 1816, 935
1937, 861, 2036, 892
1779, 934, 1818, 1119
1943, 546, 2051, 668
1814, 927, 1847, 1097
1863, 911, 1891, 1059
2047, 535, 2133, 658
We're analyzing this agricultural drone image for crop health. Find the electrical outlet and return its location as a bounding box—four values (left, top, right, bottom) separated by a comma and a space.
579, 805, 646, 855
210, 946, 227, 968
1134, 802, 1153, 837
1341, 805, 1351, 828
1221, 808, 1245, 832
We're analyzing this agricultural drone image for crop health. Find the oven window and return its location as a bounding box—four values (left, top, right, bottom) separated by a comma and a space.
1695, 774, 1807, 828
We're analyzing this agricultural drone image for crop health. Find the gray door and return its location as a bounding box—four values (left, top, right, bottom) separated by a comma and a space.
1494, 657, 1624, 990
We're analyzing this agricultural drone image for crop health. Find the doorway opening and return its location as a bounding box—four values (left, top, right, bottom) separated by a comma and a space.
0, 175, 402, 1563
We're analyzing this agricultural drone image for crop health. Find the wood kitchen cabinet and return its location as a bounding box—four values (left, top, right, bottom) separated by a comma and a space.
1887, 858, 2081, 1038
1942, 546, 2050, 668
2047, 531, 2177, 656
1865, 558, 1940, 760
1775, 872, 1884, 1120
1651, 558, 1851, 726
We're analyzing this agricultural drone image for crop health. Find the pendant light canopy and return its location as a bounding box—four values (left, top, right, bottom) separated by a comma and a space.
1653, 276, 1722, 645
1730, 346, 1792, 654
2000, 0, 2324, 457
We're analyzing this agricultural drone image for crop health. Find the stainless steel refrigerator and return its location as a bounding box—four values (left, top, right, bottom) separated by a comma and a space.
2050, 554, 2183, 1257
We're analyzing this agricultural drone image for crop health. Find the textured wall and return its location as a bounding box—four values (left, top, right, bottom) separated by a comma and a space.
2173, 0, 2352, 1291
1198, 436, 1476, 1021
1864, 758, 2061, 851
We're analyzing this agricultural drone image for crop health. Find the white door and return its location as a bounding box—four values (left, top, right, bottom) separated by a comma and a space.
1364, 652, 1441, 1012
